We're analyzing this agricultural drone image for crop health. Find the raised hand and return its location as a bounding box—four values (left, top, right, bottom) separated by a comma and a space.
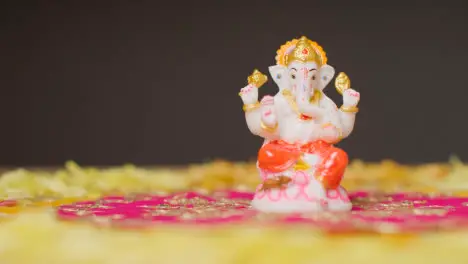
239, 84, 259, 105
320, 123, 341, 144
260, 95, 276, 127
342, 89, 360, 107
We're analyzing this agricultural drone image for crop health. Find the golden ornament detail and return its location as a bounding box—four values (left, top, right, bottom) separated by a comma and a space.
276, 36, 327, 66
260, 120, 278, 133
281, 90, 299, 112
321, 123, 344, 144
340, 105, 359, 113
335, 72, 351, 95
310, 89, 322, 104
242, 102, 261, 112
293, 158, 311, 171
247, 69, 268, 88
281, 89, 321, 121
260, 176, 292, 191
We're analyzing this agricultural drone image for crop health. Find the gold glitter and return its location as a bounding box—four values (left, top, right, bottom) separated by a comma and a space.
169, 199, 179, 205
233, 200, 251, 206
95, 204, 112, 209
180, 212, 195, 220
156, 204, 170, 209
194, 198, 209, 205
356, 210, 393, 218
137, 205, 159, 210
413, 200, 428, 205
76, 209, 90, 217
177, 198, 188, 205
413, 207, 448, 216
399, 200, 414, 208
218, 198, 235, 206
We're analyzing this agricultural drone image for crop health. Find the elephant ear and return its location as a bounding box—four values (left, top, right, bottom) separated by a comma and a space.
268, 65, 288, 91
318, 64, 335, 91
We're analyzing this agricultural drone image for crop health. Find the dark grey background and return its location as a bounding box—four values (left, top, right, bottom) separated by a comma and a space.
1, 1, 467, 166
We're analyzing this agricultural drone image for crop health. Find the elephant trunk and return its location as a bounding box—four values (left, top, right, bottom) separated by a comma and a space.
295, 68, 323, 119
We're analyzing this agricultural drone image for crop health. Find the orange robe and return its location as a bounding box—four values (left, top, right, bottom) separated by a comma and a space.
257, 140, 348, 189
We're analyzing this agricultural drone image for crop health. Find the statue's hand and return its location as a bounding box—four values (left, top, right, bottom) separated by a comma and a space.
342, 89, 360, 107
260, 96, 276, 127
239, 84, 258, 105
320, 123, 341, 143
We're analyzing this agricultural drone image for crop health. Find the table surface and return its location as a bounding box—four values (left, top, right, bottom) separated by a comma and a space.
1, 161, 468, 264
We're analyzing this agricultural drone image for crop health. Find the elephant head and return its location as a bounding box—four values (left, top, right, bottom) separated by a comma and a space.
268, 36, 335, 118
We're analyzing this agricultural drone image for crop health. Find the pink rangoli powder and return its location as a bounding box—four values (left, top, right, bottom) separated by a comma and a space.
50, 191, 468, 233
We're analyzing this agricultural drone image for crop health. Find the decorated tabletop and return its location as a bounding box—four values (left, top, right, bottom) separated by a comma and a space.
2, 160, 468, 264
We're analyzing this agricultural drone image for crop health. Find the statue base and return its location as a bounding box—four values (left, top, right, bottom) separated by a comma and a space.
251, 178, 352, 213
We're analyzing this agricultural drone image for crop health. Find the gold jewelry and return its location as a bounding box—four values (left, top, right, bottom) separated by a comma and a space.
247, 69, 268, 88
282, 89, 299, 112
276, 36, 327, 66
321, 122, 343, 134
293, 157, 311, 171
340, 105, 359, 113
243, 102, 261, 112
321, 123, 343, 144
260, 176, 291, 191
260, 120, 278, 133
309, 89, 322, 105
282, 89, 320, 121
321, 122, 333, 128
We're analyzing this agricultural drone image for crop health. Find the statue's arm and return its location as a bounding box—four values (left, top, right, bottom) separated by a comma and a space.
316, 97, 346, 143
338, 89, 360, 138
240, 84, 279, 140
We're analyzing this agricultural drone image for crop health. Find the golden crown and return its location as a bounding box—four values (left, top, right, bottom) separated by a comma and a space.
275, 36, 327, 66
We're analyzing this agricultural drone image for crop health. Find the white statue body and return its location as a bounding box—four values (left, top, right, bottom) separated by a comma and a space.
239, 36, 360, 213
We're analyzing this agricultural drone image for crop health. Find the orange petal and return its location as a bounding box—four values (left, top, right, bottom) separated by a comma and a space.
316, 147, 349, 189
258, 141, 300, 173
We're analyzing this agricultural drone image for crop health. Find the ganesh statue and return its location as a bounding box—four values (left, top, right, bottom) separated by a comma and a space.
239, 36, 360, 213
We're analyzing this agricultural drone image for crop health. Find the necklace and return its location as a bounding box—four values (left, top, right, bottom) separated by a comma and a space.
281, 89, 321, 121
